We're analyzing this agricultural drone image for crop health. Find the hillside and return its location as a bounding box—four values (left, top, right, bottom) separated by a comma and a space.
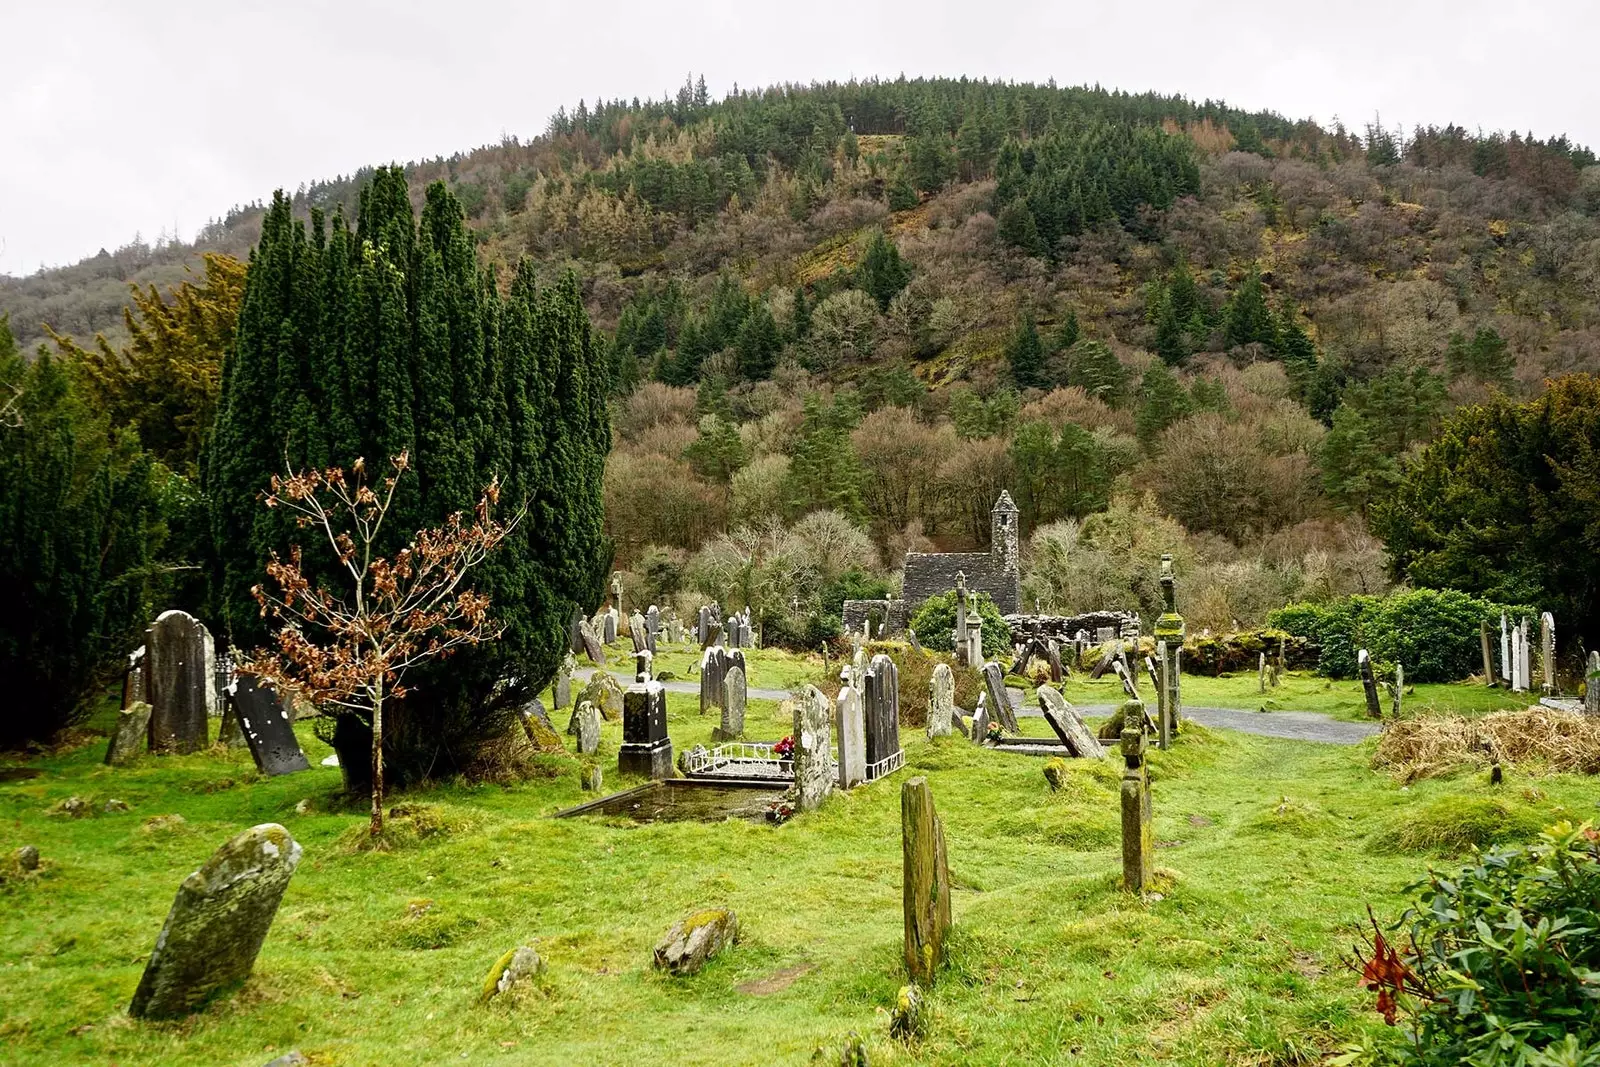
6, 74, 1600, 636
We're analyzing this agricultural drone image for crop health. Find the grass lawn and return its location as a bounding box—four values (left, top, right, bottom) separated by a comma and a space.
1, 651, 1588, 1066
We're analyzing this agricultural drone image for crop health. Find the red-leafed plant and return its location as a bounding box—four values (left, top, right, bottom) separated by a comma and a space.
241, 452, 519, 837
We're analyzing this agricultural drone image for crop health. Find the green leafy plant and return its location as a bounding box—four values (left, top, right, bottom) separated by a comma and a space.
908, 590, 1012, 659
1353, 822, 1600, 1065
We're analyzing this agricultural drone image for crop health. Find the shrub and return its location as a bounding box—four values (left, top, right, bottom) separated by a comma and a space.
893, 650, 983, 727
1182, 628, 1317, 676
908, 591, 1012, 659
1356, 823, 1600, 1064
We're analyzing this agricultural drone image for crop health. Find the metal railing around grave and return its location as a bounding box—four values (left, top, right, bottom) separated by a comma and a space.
683, 741, 794, 780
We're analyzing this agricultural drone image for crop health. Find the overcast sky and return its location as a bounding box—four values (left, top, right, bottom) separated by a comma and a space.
3, 0, 1596, 276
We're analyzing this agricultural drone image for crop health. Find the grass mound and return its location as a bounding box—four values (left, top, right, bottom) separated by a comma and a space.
334, 803, 479, 852
1373, 707, 1600, 781
1368, 796, 1550, 855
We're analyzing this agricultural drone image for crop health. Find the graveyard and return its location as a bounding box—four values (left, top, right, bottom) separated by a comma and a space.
3, 605, 1596, 1066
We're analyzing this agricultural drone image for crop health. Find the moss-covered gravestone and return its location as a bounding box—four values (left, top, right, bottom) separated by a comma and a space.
981, 661, 1019, 735
901, 776, 951, 984
1037, 686, 1104, 758
573, 700, 600, 757
794, 686, 835, 811
105, 700, 152, 766
653, 908, 738, 976
927, 663, 954, 739
128, 823, 302, 1019
1119, 718, 1152, 893
1358, 649, 1383, 720
714, 665, 746, 741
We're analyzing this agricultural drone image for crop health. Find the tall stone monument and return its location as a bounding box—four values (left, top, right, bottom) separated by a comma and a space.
901, 776, 951, 984
1118, 719, 1152, 894
1153, 553, 1185, 750
618, 654, 672, 779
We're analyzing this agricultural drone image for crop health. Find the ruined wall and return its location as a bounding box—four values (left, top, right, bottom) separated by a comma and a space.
901, 552, 1019, 616
841, 599, 907, 637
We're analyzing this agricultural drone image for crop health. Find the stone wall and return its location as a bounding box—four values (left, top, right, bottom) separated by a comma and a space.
902, 552, 1019, 616
1003, 611, 1139, 640
841, 599, 907, 637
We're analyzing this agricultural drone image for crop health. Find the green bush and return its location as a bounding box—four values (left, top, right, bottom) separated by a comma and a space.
1182, 628, 1317, 676
1367, 797, 1548, 856
1363, 823, 1600, 1065
1269, 588, 1535, 682
907, 591, 1012, 659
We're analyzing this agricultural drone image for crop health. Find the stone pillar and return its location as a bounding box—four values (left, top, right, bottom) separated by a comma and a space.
1587, 651, 1600, 715
1119, 721, 1152, 894
794, 686, 835, 812
1153, 553, 1185, 750
610, 574, 623, 616
618, 678, 672, 780
1258, 652, 1267, 694
1358, 649, 1383, 719
1511, 621, 1527, 692
901, 776, 951, 984
1392, 663, 1404, 720
1155, 640, 1171, 750
965, 620, 983, 672
1541, 612, 1556, 696
953, 571, 969, 665
146, 610, 212, 754
836, 686, 867, 788
1480, 621, 1496, 688
927, 663, 954, 738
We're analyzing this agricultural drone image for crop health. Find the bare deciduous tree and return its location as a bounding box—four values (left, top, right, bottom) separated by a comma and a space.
242, 452, 518, 838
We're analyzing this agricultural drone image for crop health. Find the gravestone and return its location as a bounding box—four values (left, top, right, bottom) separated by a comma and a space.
1154, 642, 1172, 749
927, 663, 954, 738
569, 608, 586, 655
230, 675, 310, 776
715, 665, 747, 741
665, 612, 682, 645
1088, 640, 1119, 681
981, 662, 1019, 735
574, 701, 600, 756
602, 608, 619, 645
1358, 649, 1383, 719
901, 776, 951, 984
217, 699, 247, 749
618, 677, 672, 780
1500, 614, 1512, 682
1037, 686, 1105, 759
146, 611, 212, 754
645, 606, 660, 654
1259, 651, 1268, 694
578, 671, 625, 721
1118, 722, 1152, 894
964, 620, 983, 671
578, 619, 604, 665
700, 646, 728, 715
1480, 622, 1497, 687
1144, 655, 1161, 696
554, 654, 574, 710
106, 701, 152, 765
836, 686, 867, 788
863, 654, 902, 776
1521, 617, 1533, 692
1113, 659, 1139, 701
969, 692, 989, 745
1391, 663, 1404, 719
610, 573, 623, 616
794, 686, 835, 812
1587, 651, 1600, 715
907, 629, 924, 655
122, 645, 148, 708
1541, 612, 1557, 696
1153, 553, 1185, 749
1511, 621, 1527, 692
953, 571, 970, 666
128, 824, 302, 1019
629, 611, 649, 654
1047, 640, 1063, 683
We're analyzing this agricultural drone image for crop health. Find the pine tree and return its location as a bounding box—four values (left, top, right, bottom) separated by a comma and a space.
1445, 327, 1515, 386
856, 230, 911, 311
997, 199, 1045, 257
1224, 268, 1278, 350
735, 301, 782, 380
1062, 340, 1129, 405
1154, 292, 1187, 366
1006, 314, 1048, 390
886, 171, 920, 212
1053, 309, 1080, 351
1009, 421, 1058, 527
1055, 422, 1111, 518
684, 414, 747, 482
791, 286, 812, 340
1135, 361, 1193, 441
785, 394, 865, 519
1320, 404, 1397, 515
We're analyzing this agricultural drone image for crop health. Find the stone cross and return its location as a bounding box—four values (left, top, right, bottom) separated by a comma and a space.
129, 824, 302, 1019
927, 663, 954, 739
836, 686, 867, 788
794, 686, 836, 812
1119, 719, 1152, 894
1358, 649, 1383, 718
901, 775, 951, 984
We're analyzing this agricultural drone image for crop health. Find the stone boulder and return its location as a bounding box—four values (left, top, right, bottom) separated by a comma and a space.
128, 823, 302, 1019
653, 908, 738, 976
479, 945, 547, 1002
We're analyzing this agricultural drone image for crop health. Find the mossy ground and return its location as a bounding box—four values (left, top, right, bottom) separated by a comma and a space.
1, 645, 1589, 1066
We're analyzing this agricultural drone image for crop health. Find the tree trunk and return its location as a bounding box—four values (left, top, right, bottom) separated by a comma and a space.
370, 688, 385, 837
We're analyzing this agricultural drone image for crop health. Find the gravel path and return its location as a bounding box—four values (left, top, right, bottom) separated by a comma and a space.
575, 669, 1379, 745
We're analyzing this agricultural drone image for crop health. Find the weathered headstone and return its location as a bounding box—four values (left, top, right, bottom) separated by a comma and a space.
1587, 651, 1600, 716
1500, 614, 1512, 683
835, 686, 867, 788
610, 574, 623, 616
1258, 651, 1268, 694
602, 608, 619, 646
863, 654, 902, 777
1153, 553, 1185, 749
953, 571, 970, 666
1480, 621, 1497, 688
1358, 649, 1383, 719
1511, 622, 1527, 692
700, 646, 727, 715
794, 686, 835, 812
964, 619, 983, 672
1391, 663, 1404, 719
1113, 658, 1139, 700
901, 776, 951, 984
578, 671, 625, 721
1047, 640, 1064, 683
230, 675, 310, 776
1541, 612, 1557, 696
926, 663, 954, 739
1088, 639, 1119, 681
969, 692, 989, 744
578, 618, 604, 665
715, 666, 747, 741
1521, 617, 1533, 692
122, 645, 148, 708
645, 606, 660, 654
518, 696, 561, 752
665, 613, 682, 645
1118, 722, 1152, 894
981, 662, 1019, 735
569, 608, 586, 655
629, 611, 649, 654
1037, 686, 1105, 759
554, 654, 574, 709
618, 676, 672, 780
105, 700, 152, 765
217, 700, 247, 749
146, 610, 212, 754
574, 701, 600, 756
128, 824, 302, 1019
907, 629, 924, 655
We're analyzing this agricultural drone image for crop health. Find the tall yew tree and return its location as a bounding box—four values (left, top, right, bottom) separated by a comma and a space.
206, 167, 611, 784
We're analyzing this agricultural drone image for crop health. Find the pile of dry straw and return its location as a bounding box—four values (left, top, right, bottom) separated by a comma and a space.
1373, 706, 1600, 781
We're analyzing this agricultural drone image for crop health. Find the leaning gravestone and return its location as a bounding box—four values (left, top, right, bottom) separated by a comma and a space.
645, 606, 660, 654
901, 776, 951, 984
629, 611, 649, 654
715, 666, 747, 741
794, 686, 835, 812
835, 686, 867, 789
230, 675, 310, 776
574, 701, 600, 757
1046, 640, 1064, 683
1357, 649, 1383, 719
969, 692, 989, 745
981, 662, 1019, 735
578, 619, 605, 666
146, 610, 213, 754
1587, 651, 1600, 716
927, 663, 954, 739
1037, 686, 1105, 759
578, 671, 625, 721
105, 701, 153, 765
128, 823, 302, 1019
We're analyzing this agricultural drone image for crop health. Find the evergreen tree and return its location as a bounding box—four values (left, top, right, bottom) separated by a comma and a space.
785, 394, 865, 519
1061, 340, 1130, 405
791, 286, 812, 340
1224, 268, 1278, 350
1009, 421, 1058, 527
856, 230, 912, 311
1153, 292, 1188, 365
1135, 361, 1193, 441
1445, 327, 1515, 386
1320, 404, 1397, 516
735, 301, 782, 380
1346, 366, 1449, 453
1053, 309, 1081, 351
207, 170, 611, 788
684, 413, 747, 483
0, 317, 162, 746
886, 170, 920, 212
1006, 314, 1048, 390
907, 133, 956, 194
1055, 422, 1111, 518
996, 199, 1045, 257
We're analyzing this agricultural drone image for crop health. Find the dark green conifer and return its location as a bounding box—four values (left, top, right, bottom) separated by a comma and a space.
1006, 314, 1048, 390
856, 230, 911, 311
